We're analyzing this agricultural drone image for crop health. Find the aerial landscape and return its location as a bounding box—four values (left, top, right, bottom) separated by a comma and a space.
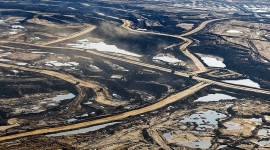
0, 0, 270, 149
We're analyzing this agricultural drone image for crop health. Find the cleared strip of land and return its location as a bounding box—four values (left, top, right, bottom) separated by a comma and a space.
1, 41, 270, 95
0, 82, 209, 141
0, 63, 126, 107
0, 17, 269, 141
122, 19, 224, 72
41, 25, 96, 46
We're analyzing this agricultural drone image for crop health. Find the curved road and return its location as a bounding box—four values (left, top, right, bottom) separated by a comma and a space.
1, 41, 270, 95
0, 63, 126, 107
41, 25, 96, 46
0, 82, 209, 141
122, 19, 224, 72
0, 18, 269, 141
80, 51, 270, 95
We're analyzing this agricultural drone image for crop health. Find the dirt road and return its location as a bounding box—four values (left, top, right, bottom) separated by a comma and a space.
179, 19, 224, 37
148, 129, 172, 150
41, 25, 96, 46
121, 19, 225, 72
0, 63, 126, 107
0, 41, 269, 95
178, 37, 207, 71
0, 41, 269, 94
81, 51, 270, 95
0, 82, 209, 141
0, 17, 269, 140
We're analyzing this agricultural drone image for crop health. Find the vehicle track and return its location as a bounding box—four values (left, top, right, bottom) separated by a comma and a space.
0, 17, 269, 141
0, 82, 209, 141
178, 37, 207, 71
148, 129, 172, 150
40, 25, 96, 46
0, 63, 126, 107
0, 41, 269, 95
121, 19, 225, 72
79, 52, 270, 95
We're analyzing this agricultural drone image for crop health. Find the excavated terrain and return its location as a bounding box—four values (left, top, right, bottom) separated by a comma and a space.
0, 0, 270, 149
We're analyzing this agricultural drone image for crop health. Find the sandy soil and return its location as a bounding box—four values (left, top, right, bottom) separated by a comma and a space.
6, 52, 42, 61
176, 23, 194, 30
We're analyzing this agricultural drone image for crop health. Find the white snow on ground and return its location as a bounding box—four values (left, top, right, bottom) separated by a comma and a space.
4, 52, 12, 55
0, 59, 11, 62
68, 39, 141, 57
111, 75, 123, 79
12, 25, 24, 29
17, 62, 28, 66
153, 55, 182, 63
30, 37, 41, 41
45, 64, 53, 67
77, 39, 89, 43
201, 57, 226, 68
226, 30, 241, 33
194, 93, 236, 102
137, 28, 147, 31
97, 12, 105, 16
89, 64, 101, 71
254, 10, 268, 13
68, 118, 77, 123
31, 52, 48, 54
81, 113, 88, 117
110, 63, 129, 71
45, 61, 79, 67
68, 7, 77, 10
12, 70, 19, 73
46, 122, 120, 136
9, 32, 18, 35
53, 93, 76, 101
223, 79, 260, 88
84, 102, 93, 105
112, 93, 122, 99
68, 62, 79, 66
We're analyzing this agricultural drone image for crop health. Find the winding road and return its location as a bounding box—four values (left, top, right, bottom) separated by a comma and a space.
1, 41, 269, 95
41, 25, 96, 46
0, 82, 209, 141
122, 19, 224, 72
0, 63, 126, 107
0, 18, 269, 141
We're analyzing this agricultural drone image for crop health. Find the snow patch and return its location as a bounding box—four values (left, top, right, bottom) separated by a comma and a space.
201, 57, 226, 68
45, 61, 79, 67
68, 40, 141, 57
223, 79, 260, 88
194, 93, 236, 102
153, 55, 182, 63
12, 25, 24, 29
227, 30, 241, 33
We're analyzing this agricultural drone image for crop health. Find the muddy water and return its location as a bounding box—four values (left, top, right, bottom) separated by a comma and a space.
163, 133, 172, 139
177, 141, 212, 149
46, 122, 121, 137
224, 122, 242, 130
258, 129, 270, 136
180, 110, 227, 130
256, 140, 270, 146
